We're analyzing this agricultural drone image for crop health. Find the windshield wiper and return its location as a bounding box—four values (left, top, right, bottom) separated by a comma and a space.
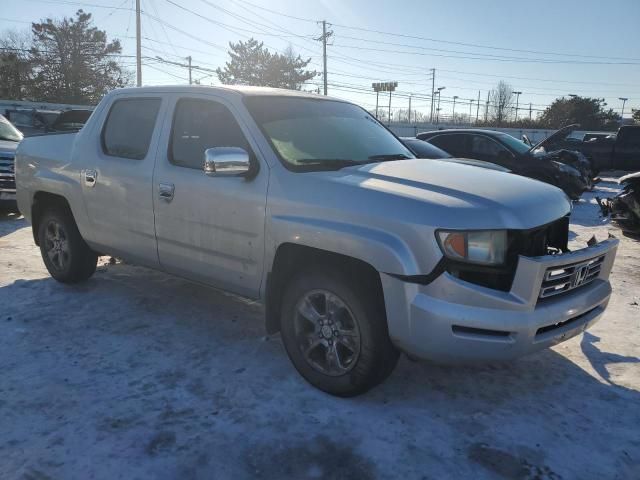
294, 158, 363, 171
368, 153, 412, 161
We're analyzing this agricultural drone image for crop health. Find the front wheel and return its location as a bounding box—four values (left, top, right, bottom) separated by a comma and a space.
38, 207, 98, 283
280, 267, 399, 396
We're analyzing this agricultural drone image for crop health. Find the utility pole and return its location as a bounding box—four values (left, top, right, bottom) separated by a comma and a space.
484, 91, 490, 123
135, 0, 141, 87
452, 96, 458, 123
375, 91, 379, 118
435, 87, 445, 124
316, 21, 333, 96
475, 90, 481, 123
408, 94, 412, 124
513, 91, 522, 121
529, 103, 532, 120
155, 56, 206, 84
429, 68, 435, 123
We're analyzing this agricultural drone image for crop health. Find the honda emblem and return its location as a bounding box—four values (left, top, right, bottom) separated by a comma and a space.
572, 264, 589, 288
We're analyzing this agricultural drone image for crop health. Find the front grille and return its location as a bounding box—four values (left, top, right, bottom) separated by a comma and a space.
0, 154, 16, 191
539, 255, 605, 299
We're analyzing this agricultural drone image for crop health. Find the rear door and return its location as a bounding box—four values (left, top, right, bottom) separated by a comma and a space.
80, 95, 165, 267
152, 94, 268, 298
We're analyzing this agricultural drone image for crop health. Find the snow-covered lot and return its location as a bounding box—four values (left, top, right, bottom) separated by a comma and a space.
1, 178, 639, 480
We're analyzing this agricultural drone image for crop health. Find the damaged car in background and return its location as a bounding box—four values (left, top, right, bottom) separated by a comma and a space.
417, 125, 592, 200
598, 172, 640, 238
547, 125, 640, 173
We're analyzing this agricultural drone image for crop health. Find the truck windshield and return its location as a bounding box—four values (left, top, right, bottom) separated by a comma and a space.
0, 116, 23, 142
244, 96, 414, 170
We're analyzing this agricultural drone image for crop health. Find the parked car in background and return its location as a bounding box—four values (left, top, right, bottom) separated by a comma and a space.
47, 109, 93, 133
550, 125, 640, 172
417, 127, 590, 199
5, 108, 60, 136
16, 85, 619, 396
3, 108, 92, 137
583, 132, 613, 142
400, 137, 451, 159
401, 137, 510, 172
0, 114, 22, 208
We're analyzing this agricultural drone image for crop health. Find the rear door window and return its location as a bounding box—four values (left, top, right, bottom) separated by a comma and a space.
427, 134, 468, 157
102, 98, 161, 160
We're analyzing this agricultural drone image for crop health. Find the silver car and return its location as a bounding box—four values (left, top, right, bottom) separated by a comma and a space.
15, 86, 618, 396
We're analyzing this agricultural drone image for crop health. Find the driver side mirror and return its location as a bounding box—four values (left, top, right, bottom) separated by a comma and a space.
204, 147, 250, 177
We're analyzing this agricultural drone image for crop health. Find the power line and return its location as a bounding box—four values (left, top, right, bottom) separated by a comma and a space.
21, 0, 134, 10
329, 42, 640, 65
226, 0, 640, 63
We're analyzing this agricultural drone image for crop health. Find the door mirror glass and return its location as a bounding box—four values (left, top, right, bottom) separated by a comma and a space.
204, 147, 250, 176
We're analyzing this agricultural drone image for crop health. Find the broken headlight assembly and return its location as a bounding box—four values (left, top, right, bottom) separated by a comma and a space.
436, 230, 507, 266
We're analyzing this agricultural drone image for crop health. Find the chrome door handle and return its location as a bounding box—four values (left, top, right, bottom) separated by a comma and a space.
84, 169, 97, 187
158, 182, 175, 202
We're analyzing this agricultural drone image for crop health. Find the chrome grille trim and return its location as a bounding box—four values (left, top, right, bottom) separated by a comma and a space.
539, 255, 605, 299
0, 154, 16, 191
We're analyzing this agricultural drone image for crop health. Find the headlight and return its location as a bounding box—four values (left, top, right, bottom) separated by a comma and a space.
551, 161, 580, 176
436, 230, 507, 265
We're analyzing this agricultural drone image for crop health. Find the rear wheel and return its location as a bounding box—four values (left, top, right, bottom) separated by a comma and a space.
280, 267, 399, 396
38, 207, 98, 283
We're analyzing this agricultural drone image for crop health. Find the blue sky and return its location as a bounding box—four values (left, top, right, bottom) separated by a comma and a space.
2, 0, 640, 120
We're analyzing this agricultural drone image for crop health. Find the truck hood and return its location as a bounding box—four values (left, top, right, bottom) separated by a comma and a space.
330, 159, 571, 230
530, 123, 579, 152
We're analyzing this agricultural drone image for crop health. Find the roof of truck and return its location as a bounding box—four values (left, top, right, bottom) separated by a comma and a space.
111, 84, 348, 102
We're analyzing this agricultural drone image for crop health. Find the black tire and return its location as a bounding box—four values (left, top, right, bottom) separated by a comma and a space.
38, 206, 98, 283
280, 266, 399, 397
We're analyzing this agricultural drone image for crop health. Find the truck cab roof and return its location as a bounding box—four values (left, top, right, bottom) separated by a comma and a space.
110, 85, 348, 102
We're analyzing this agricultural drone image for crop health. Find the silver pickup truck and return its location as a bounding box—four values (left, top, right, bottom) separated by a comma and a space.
16, 86, 619, 396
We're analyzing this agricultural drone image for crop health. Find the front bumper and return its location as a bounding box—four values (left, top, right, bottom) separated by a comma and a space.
382, 238, 618, 363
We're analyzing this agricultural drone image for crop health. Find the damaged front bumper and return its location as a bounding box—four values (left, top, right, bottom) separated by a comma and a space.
382, 238, 619, 363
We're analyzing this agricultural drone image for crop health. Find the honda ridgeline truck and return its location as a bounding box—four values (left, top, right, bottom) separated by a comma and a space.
15, 86, 619, 396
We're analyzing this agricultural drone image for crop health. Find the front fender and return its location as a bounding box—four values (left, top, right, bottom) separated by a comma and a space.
266, 214, 419, 277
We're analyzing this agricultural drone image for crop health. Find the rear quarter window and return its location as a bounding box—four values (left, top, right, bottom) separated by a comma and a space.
102, 98, 161, 160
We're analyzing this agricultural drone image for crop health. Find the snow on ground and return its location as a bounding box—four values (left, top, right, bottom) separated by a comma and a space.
1, 177, 639, 480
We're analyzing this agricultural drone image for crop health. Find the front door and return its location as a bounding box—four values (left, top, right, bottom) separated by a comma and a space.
152, 95, 268, 298
80, 95, 165, 267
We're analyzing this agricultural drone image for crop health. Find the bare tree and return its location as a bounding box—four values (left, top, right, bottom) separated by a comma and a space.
489, 81, 514, 126
0, 30, 32, 100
